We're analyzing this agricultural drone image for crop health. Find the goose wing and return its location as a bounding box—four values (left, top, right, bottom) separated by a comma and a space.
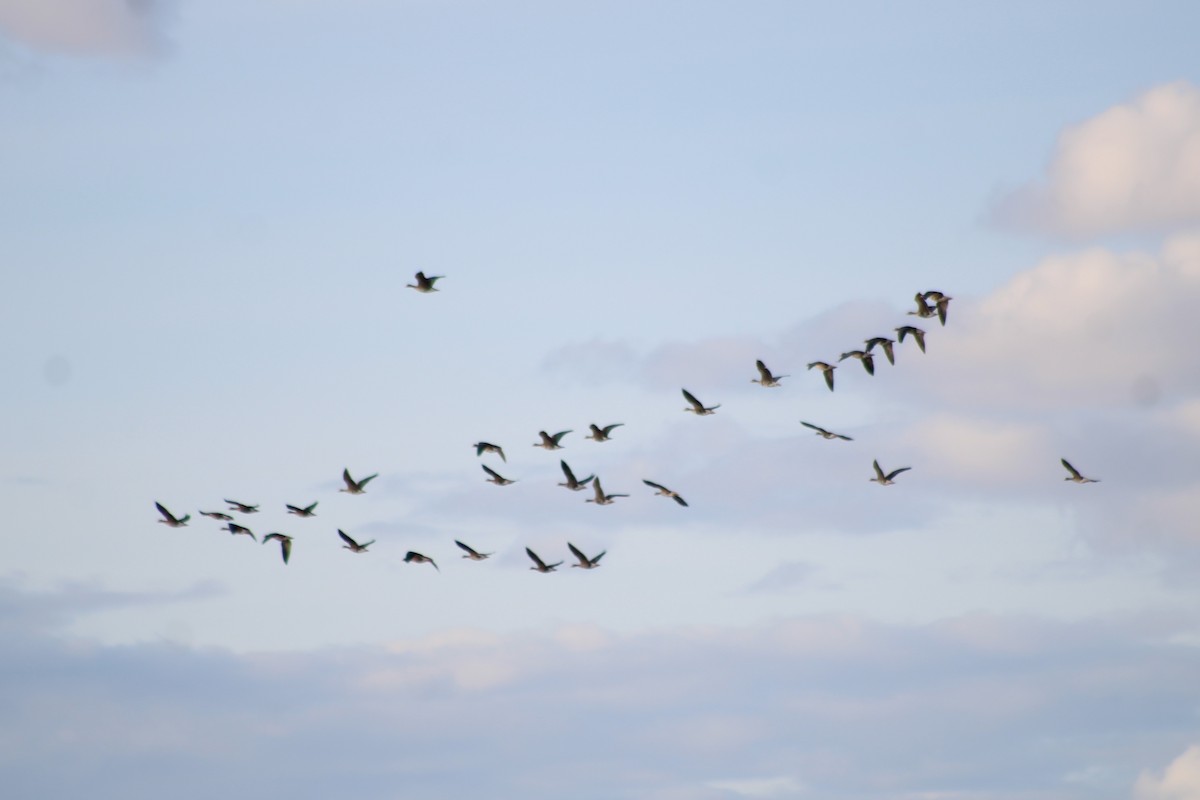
872, 460, 886, 481
455, 540, 482, 557
642, 479, 668, 492
338, 529, 359, 548
755, 360, 773, 381
681, 388, 703, 410
526, 547, 547, 569
1061, 458, 1083, 479
568, 542, 588, 564
885, 466, 912, 481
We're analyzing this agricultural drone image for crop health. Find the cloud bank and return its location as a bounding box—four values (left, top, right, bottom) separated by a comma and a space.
991, 82, 1200, 237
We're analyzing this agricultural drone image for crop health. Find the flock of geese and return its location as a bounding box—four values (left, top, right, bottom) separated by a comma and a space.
154, 282, 1101, 571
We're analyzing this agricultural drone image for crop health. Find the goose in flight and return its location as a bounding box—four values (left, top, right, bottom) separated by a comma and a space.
199, 510, 234, 521
864, 337, 896, 366
155, 502, 190, 528
586, 423, 624, 442
568, 542, 606, 569
926, 293, 952, 326
751, 360, 788, 387
223, 522, 257, 541
800, 421, 853, 441
526, 547, 562, 573
406, 271, 443, 292
224, 499, 260, 514
473, 441, 507, 462
340, 468, 378, 494
533, 430, 572, 450
262, 533, 292, 564
404, 551, 439, 571
1061, 458, 1099, 484
807, 362, 836, 391
455, 540, 493, 560
643, 479, 688, 507
908, 292, 938, 320
482, 464, 517, 486
894, 326, 926, 353
286, 502, 318, 517
682, 388, 720, 415
586, 477, 629, 505
558, 459, 595, 491
870, 460, 911, 486
338, 529, 374, 553
839, 350, 876, 376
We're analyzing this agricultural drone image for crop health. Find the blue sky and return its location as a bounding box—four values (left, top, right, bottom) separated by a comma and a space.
4, 1, 1200, 798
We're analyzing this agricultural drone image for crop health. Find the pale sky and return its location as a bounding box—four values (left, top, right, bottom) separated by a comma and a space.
4, 2, 1200, 798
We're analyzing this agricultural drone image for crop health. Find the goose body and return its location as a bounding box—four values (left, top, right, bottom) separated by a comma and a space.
406, 271, 443, 292
526, 547, 562, 573
340, 468, 378, 494
870, 460, 911, 486
586, 423, 624, 442
568, 542, 606, 569
643, 479, 688, 506
894, 326, 926, 353
155, 502, 190, 527
807, 362, 836, 391
455, 540, 493, 560
262, 533, 293, 564
558, 459, 595, 491
1061, 458, 1099, 484
839, 350, 875, 376
404, 551, 439, 571
908, 292, 938, 319
682, 388, 720, 415
864, 337, 895, 365
286, 502, 318, 517
534, 430, 572, 450
752, 360, 788, 387
800, 421, 852, 441
338, 529, 374, 553
225, 499, 260, 514
224, 522, 257, 541
473, 441, 507, 462
482, 464, 517, 486
586, 477, 628, 505
199, 510, 234, 521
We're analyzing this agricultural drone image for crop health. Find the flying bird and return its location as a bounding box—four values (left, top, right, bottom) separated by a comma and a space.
473, 441, 507, 462
526, 547, 562, 573
455, 540, 492, 560
286, 502, 318, 517
155, 502, 190, 527
407, 271, 443, 292
558, 459, 595, 491
262, 533, 293, 564
839, 350, 875, 376
908, 292, 938, 319
340, 468, 378, 495
404, 551, 439, 571
198, 510, 234, 521
586, 477, 629, 505
338, 529, 374, 553
800, 421, 853, 441
932, 295, 952, 326
568, 542, 606, 570
807, 362, 836, 391
533, 430, 572, 450
752, 360, 788, 387
682, 388, 720, 415
224, 499, 260, 514
894, 326, 926, 353
482, 464, 517, 486
223, 522, 257, 541
586, 423, 624, 442
870, 460, 911, 486
864, 337, 896, 366
1061, 458, 1099, 484
643, 479, 688, 506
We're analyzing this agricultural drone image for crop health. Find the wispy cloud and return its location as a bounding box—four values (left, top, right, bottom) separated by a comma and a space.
989, 82, 1200, 238
0, 0, 170, 57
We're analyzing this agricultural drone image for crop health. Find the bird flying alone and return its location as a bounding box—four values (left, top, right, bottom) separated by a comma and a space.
338, 529, 374, 553
155, 502, 190, 527
1061, 458, 1099, 484
682, 388, 720, 415
807, 362, 836, 391
482, 464, 517, 486
643, 479, 688, 507
533, 430, 572, 450
800, 421, 852, 441
473, 441, 507, 462
870, 460, 911, 486
286, 502, 318, 517
558, 459, 595, 491
407, 271, 443, 292
752, 360, 788, 387
340, 468, 378, 494
404, 551, 439, 571
586, 477, 629, 506
224, 499, 260, 514
455, 540, 492, 560
568, 542, 606, 569
586, 423, 624, 442
526, 547, 562, 573
262, 533, 292, 564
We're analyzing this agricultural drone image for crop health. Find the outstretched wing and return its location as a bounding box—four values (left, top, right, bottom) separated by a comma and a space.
1061, 458, 1082, 479
455, 540, 481, 557
338, 529, 358, 548
568, 542, 588, 563
886, 467, 912, 481
800, 421, 828, 436
358, 473, 378, 488
681, 388, 702, 409
872, 460, 886, 481
525, 547, 547, 569
642, 479, 667, 492
672, 494, 689, 507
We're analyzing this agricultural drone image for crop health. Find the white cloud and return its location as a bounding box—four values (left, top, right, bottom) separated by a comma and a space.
1134, 745, 1200, 800
0, 0, 168, 57
992, 81, 1200, 237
